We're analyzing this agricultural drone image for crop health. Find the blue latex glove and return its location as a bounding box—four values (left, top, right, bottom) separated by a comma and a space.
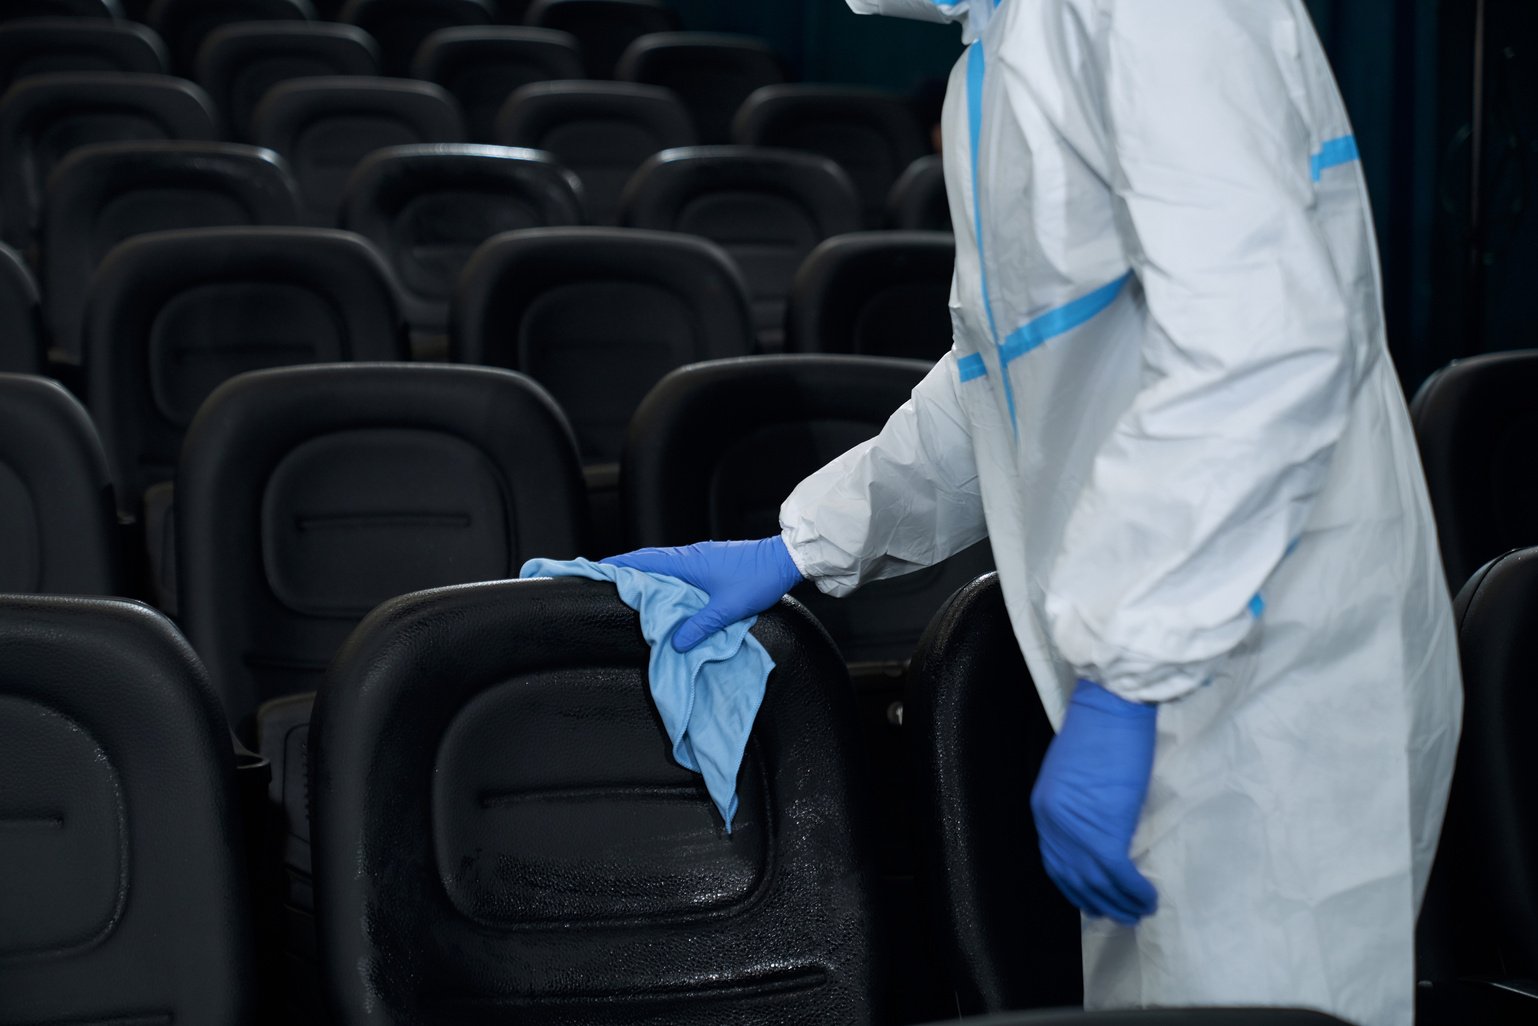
601, 537, 804, 652
1030, 678, 1159, 926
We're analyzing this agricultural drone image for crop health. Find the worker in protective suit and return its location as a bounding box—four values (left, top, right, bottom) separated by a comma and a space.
604, 1, 1463, 1023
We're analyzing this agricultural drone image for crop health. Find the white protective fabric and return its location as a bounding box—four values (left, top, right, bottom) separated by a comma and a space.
782, 2, 1462, 1024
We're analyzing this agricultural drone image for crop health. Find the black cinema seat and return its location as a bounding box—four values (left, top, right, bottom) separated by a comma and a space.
82, 226, 406, 527
341, 143, 584, 354
1415, 547, 1538, 1026
735, 84, 931, 229
620, 145, 860, 351
0, 244, 45, 375
494, 80, 694, 225
888, 153, 950, 231
41, 140, 302, 366
147, 0, 312, 76
452, 226, 754, 465
616, 32, 786, 145
411, 25, 584, 142
312, 576, 883, 1025
0, 595, 253, 1026
251, 75, 466, 225
0, 374, 120, 595
0, 72, 217, 248
0, 0, 120, 19
906, 573, 1082, 1014
525, 0, 678, 79
623, 355, 994, 670
177, 362, 587, 1022
339, 0, 494, 77
785, 231, 956, 361
1411, 350, 1538, 591
195, 22, 381, 141
0, 18, 166, 94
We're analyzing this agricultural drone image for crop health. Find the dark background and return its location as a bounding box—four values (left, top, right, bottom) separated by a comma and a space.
674, 0, 1536, 396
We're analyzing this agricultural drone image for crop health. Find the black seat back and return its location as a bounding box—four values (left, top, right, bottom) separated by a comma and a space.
195, 22, 380, 141
313, 576, 882, 1025
339, 0, 494, 77
42, 140, 301, 364
620, 144, 860, 351
451, 226, 754, 464
525, 0, 679, 78
623, 355, 994, 666
0, 72, 217, 247
494, 80, 694, 224
616, 31, 785, 144
918, 1013, 1355, 1025
0, 595, 252, 1026
1420, 547, 1538, 982
1411, 351, 1538, 590
251, 75, 466, 225
341, 142, 583, 339
412, 25, 584, 142
177, 361, 587, 722
905, 573, 1081, 1013
82, 226, 406, 514
0, 374, 119, 594
887, 153, 949, 231
0, 18, 165, 92
0, 244, 44, 374
734, 85, 929, 229
785, 231, 955, 362
147, 0, 312, 76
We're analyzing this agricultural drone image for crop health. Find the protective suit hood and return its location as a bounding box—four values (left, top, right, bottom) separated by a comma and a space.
845, 0, 990, 38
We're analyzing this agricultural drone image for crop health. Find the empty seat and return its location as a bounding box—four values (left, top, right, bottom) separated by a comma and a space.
0, 374, 120, 594
887, 153, 949, 231
411, 25, 584, 142
0, 72, 218, 247
0, 19, 166, 94
905, 573, 1081, 1014
1411, 351, 1538, 590
339, 0, 494, 76
616, 32, 785, 144
525, 0, 679, 78
784, 231, 955, 361
0, 244, 45, 375
312, 575, 881, 1024
341, 143, 583, 350
735, 85, 931, 229
494, 80, 694, 224
147, 0, 311, 76
82, 226, 406, 521
624, 355, 994, 668
0, 594, 252, 1025
620, 145, 860, 350
0, 0, 121, 19
41, 141, 302, 365
195, 22, 381, 141
1417, 547, 1538, 1005
251, 76, 466, 225
452, 226, 754, 465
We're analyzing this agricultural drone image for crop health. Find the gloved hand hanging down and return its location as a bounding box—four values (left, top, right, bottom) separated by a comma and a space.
1031, 678, 1159, 926
601, 537, 804, 652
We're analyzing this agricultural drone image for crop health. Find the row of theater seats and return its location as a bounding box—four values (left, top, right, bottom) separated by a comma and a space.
0, 16, 945, 234
0, 580, 1356, 1026
0, 138, 945, 372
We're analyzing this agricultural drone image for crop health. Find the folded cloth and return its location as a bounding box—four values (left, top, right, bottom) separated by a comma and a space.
519, 557, 775, 832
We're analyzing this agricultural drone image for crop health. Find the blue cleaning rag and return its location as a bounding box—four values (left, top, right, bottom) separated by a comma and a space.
518, 557, 775, 833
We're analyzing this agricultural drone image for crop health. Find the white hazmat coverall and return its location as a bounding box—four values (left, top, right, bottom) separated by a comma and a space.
779, 1, 1463, 1023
